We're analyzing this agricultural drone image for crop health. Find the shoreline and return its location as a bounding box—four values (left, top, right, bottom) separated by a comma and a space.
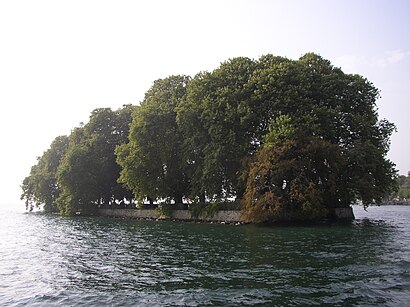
97, 207, 355, 225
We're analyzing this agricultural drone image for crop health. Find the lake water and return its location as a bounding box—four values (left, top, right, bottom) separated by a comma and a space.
0, 204, 409, 306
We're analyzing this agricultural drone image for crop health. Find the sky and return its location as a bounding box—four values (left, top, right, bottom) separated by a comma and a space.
0, 0, 409, 206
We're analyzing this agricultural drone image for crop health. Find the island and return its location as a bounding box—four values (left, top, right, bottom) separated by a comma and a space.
21, 53, 397, 223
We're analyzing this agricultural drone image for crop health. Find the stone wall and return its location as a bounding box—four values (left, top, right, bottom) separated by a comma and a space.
330, 207, 355, 220
98, 206, 354, 223
99, 208, 160, 220
98, 208, 244, 223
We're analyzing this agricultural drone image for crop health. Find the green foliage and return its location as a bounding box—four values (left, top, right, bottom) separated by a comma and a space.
157, 203, 173, 218
57, 106, 134, 215
242, 53, 397, 221
243, 136, 338, 222
23, 106, 136, 215
395, 174, 410, 200
21, 135, 69, 212
203, 202, 220, 218
22, 53, 397, 223
177, 58, 262, 201
398, 187, 410, 199
188, 202, 205, 220
116, 76, 190, 204
56, 141, 99, 214
188, 202, 220, 220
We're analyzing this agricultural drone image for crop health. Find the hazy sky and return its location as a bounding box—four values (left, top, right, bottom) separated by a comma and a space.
1, 0, 409, 205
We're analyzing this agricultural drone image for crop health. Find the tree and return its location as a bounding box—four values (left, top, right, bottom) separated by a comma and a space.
116, 76, 190, 205
57, 139, 99, 215
243, 116, 343, 222
243, 53, 397, 222
21, 136, 69, 212
397, 174, 410, 200
177, 57, 260, 201
56, 106, 134, 215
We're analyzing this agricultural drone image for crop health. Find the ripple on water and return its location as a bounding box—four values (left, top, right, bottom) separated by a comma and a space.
0, 206, 410, 306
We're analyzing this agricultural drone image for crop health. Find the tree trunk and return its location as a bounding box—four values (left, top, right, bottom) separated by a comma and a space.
148, 196, 154, 206
199, 192, 206, 204
174, 194, 183, 205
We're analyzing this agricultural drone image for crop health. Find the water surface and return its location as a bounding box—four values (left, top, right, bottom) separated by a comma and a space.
0, 204, 409, 306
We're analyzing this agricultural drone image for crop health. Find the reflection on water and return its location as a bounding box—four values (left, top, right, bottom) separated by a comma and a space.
0, 205, 409, 306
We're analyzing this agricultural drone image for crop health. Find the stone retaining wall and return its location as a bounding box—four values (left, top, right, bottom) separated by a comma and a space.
98, 208, 244, 223
98, 206, 354, 223
330, 207, 355, 220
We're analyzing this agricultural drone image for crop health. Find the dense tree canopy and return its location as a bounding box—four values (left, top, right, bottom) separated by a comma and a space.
21, 105, 134, 214
396, 174, 410, 200
22, 53, 397, 221
116, 76, 190, 205
56, 106, 135, 215
21, 135, 69, 212
242, 54, 397, 221
177, 57, 259, 201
